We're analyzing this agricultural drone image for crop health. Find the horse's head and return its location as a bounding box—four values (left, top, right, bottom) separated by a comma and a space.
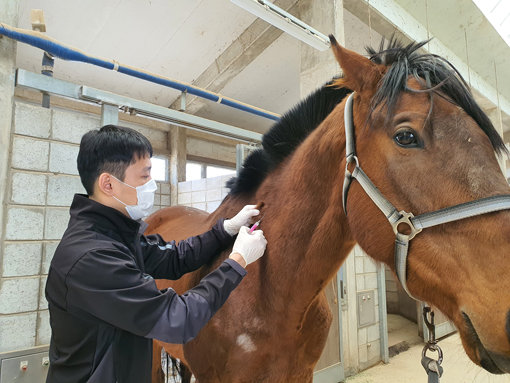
330, 36, 510, 373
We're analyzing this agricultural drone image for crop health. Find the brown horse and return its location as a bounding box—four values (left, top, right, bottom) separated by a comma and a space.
147, 37, 510, 382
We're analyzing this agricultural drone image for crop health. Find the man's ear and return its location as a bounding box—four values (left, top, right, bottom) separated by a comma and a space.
329, 35, 382, 92
96, 173, 114, 197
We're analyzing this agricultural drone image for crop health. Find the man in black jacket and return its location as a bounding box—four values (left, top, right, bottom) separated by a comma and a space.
45, 125, 267, 383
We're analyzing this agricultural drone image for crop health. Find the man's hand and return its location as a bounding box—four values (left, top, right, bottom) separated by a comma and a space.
223, 205, 260, 236
229, 226, 267, 268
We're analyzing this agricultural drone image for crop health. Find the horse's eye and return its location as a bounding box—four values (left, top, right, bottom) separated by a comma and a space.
394, 130, 419, 147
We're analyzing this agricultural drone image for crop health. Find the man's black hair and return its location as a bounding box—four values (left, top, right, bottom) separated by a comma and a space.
77, 124, 153, 195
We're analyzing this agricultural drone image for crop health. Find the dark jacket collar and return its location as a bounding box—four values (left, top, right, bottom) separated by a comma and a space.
69, 194, 148, 244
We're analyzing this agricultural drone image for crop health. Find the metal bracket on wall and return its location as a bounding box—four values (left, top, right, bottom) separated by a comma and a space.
15, 69, 262, 144
179, 90, 187, 112
100, 103, 119, 126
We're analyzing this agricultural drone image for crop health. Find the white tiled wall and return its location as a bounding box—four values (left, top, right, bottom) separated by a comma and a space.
177, 175, 232, 213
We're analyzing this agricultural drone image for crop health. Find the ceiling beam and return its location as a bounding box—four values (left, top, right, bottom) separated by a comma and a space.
169, 0, 299, 115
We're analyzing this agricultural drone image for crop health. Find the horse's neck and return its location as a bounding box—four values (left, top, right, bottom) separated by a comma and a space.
256, 118, 355, 321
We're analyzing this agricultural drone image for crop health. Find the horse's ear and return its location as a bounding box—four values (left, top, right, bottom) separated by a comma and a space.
329, 35, 379, 92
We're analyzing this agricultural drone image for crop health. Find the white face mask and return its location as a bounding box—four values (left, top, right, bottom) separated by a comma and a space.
111, 176, 157, 220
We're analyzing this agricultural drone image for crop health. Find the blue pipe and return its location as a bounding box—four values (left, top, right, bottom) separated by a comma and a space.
0, 23, 281, 121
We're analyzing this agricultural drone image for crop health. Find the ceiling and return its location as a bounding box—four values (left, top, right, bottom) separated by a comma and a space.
16, 0, 296, 133
13, 0, 510, 136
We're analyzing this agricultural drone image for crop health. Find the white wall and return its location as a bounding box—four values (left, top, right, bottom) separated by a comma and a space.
177, 175, 232, 213
186, 136, 237, 165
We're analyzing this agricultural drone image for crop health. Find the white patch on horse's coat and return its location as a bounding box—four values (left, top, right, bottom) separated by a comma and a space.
249, 317, 264, 331
236, 334, 256, 352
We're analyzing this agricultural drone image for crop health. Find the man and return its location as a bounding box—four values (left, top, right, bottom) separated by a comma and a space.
45, 125, 267, 383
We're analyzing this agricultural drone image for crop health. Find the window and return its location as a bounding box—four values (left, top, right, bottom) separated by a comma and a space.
186, 162, 203, 181
151, 156, 168, 181
186, 161, 236, 181
206, 165, 236, 178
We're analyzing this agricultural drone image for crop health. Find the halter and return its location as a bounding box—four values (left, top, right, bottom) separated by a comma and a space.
342, 92, 510, 300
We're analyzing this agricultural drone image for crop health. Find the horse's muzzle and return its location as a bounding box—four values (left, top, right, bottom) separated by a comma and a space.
462, 312, 509, 374
462, 313, 510, 374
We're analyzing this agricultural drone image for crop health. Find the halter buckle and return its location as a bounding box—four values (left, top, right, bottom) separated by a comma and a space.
392, 211, 423, 240
342, 155, 359, 214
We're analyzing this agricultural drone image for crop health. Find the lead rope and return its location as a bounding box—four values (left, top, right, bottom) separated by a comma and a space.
421, 306, 444, 382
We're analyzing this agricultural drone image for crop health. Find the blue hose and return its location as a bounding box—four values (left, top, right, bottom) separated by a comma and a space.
0, 23, 281, 121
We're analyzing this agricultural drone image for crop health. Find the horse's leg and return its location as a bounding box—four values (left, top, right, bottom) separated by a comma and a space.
180, 364, 193, 383
151, 341, 165, 383
167, 356, 193, 383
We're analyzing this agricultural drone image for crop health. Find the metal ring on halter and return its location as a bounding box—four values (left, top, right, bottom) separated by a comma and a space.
422, 343, 443, 365
345, 154, 359, 175
391, 210, 423, 240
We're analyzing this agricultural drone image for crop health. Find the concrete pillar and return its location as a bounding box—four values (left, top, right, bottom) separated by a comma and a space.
298, 0, 345, 96
298, 0, 355, 375
169, 126, 187, 205
0, 1, 19, 248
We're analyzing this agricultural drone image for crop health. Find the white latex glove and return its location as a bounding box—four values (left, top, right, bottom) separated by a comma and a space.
223, 205, 260, 236
230, 226, 267, 266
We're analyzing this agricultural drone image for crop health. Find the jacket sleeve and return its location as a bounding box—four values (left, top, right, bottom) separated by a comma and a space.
141, 218, 235, 279
66, 248, 246, 343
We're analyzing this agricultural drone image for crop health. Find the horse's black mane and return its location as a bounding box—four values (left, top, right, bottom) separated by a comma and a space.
227, 81, 350, 194
227, 38, 507, 195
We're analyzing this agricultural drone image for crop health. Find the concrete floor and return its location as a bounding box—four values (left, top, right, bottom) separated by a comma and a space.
346, 315, 510, 383
387, 314, 422, 351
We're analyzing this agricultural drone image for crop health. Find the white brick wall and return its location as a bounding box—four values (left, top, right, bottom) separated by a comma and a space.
49, 142, 80, 175
0, 313, 37, 352
47, 175, 85, 206
11, 172, 47, 205
14, 102, 51, 138
51, 108, 98, 144
5, 207, 45, 240
37, 310, 51, 345
39, 276, 48, 310
42, 242, 59, 275
2, 242, 42, 277
178, 174, 231, 213
0, 101, 172, 353
44, 208, 70, 240
11, 136, 49, 171
0, 277, 40, 314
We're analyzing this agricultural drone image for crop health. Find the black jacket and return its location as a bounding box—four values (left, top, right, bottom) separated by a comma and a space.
45, 194, 245, 383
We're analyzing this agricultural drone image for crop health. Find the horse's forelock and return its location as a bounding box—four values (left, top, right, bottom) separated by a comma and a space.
367, 37, 507, 156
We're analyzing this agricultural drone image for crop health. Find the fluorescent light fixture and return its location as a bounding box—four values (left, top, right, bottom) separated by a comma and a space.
231, 0, 331, 51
